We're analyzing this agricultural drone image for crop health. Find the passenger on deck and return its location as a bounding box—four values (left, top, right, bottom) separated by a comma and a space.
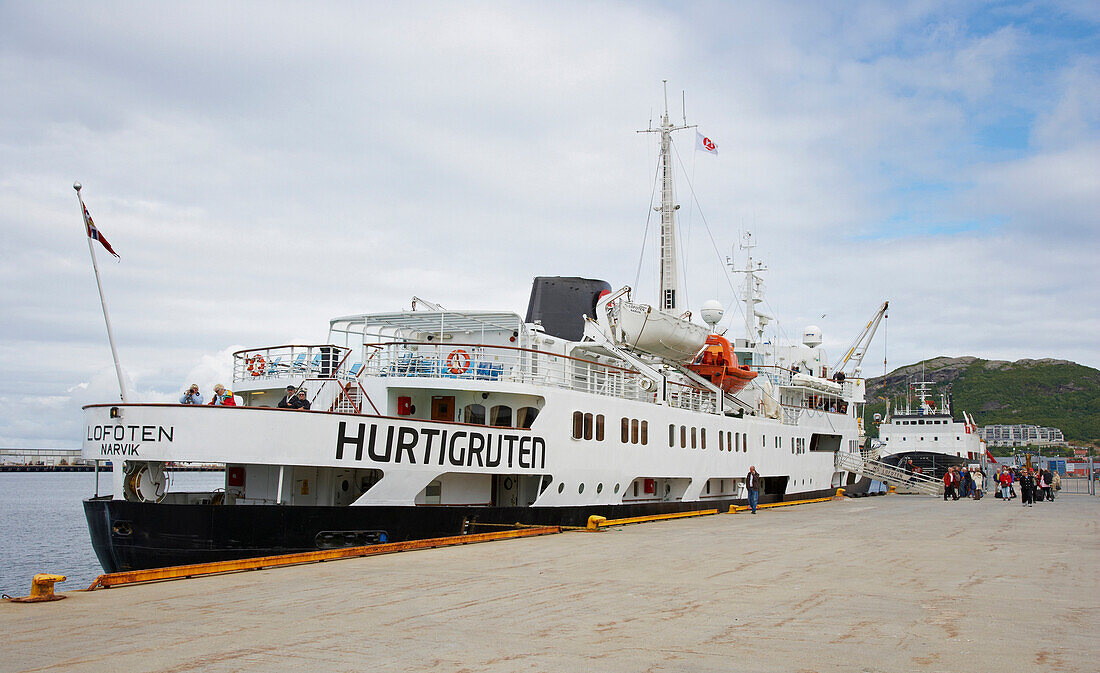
179, 384, 204, 405
209, 384, 236, 406
290, 390, 311, 410
277, 385, 297, 409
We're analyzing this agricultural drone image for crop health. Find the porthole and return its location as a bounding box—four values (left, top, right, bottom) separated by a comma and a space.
614, 483, 620, 493
597, 483, 603, 494
557, 482, 565, 494
578, 483, 585, 494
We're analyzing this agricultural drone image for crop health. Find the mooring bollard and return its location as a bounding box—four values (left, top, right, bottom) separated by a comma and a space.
8, 574, 68, 603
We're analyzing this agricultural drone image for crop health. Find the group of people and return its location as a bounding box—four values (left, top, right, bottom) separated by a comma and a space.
178, 383, 236, 406
178, 384, 310, 409
939, 463, 1061, 506
994, 465, 1059, 507
942, 465, 983, 500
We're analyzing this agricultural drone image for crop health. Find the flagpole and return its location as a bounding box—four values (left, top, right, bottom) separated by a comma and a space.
74, 181, 128, 402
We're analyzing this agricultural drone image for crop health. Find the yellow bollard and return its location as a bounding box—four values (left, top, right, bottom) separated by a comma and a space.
8, 574, 67, 603
834, 488, 846, 498
888, 485, 897, 494
586, 515, 607, 531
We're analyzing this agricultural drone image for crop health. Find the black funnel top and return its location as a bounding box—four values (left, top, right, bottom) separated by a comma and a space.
524, 276, 612, 342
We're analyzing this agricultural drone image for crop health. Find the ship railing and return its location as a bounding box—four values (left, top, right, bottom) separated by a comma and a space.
361, 342, 673, 404
232, 345, 353, 384
781, 405, 801, 426
666, 381, 718, 413
749, 365, 794, 388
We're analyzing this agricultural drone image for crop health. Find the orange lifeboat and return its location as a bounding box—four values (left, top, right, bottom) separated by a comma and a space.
685, 335, 758, 394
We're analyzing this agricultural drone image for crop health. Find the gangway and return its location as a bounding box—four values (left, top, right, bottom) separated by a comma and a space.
835, 451, 942, 496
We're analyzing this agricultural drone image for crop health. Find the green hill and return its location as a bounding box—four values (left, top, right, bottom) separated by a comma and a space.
863, 357, 1100, 444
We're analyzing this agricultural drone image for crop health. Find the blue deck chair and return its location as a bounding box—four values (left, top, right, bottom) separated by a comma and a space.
349, 362, 363, 377
290, 354, 307, 372
309, 353, 322, 374
264, 356, 283, 377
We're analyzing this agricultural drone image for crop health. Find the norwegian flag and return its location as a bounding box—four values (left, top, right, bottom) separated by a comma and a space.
696, 131, 718, 155
82, 202, 119, 259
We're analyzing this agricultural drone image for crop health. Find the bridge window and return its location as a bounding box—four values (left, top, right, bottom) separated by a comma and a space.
465, 404, 486, 425
583, 413, 594, 440
681, 426, 687, 448
631, 419, 639, 444
640, 421, 648, 445
595, 414, 605, 441
690, 427, 697, 449
700, 428, 706, 449
517, 407, 539, 429
572, 411, 583, 439
622, 418, 630, 443
669, 424, 675, 447
490, 405, 512, 427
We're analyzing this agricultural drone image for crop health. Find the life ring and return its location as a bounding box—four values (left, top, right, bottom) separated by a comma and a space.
446, 349, 471, 374
247, 355, 266, 376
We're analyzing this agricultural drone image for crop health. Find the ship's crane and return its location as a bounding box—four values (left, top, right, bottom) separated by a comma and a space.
832, 300, 888, 377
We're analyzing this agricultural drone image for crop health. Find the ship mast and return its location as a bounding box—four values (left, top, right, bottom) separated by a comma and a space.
639, 81, 694, 314
728, 231, 768, 346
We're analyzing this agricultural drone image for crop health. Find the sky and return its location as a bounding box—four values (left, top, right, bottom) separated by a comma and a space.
1, 1, 1098, 448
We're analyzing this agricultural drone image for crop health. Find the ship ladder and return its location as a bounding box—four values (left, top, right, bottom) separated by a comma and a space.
834, 451, 943, 496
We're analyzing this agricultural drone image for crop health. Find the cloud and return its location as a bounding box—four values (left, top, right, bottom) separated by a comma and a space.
0, 1, 1097, 447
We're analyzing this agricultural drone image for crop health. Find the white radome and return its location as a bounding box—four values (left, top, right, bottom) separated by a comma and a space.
700, 300, 724, 329
802, 325, 822, 347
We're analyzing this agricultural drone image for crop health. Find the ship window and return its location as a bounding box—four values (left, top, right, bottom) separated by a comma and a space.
595, 414, 605, 441
633, 481, 638, 496
669, 424, 675, 447
719, 432, 724, 451
681, 426, 687, 448
578, 483, 585, 494
622, 418, 630, 443
597, 483, 603, 493
640, 421, 648, 445
744, 433, 748, 453
614, 483, 620, 493
490, 405, 512, 427
466, 404, 486, 425
691, 427, 697, 449
700, 428, 706, 449
631, 419, 639, 444
705, 480, 711, 494
572, 411, 583, 439
583, 413, 593, 440
425, 480, 441, 498
934, 437, 938, 441
517, 406, 539, 429
735, 432, 740, 452
558, 482, 565, 493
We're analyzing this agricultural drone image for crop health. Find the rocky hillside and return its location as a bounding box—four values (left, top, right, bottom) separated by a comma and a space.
863, 357, 1100, 444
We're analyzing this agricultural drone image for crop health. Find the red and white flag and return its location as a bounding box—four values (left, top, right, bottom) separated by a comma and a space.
696, 131, 718, 155
81, 201, 119, 259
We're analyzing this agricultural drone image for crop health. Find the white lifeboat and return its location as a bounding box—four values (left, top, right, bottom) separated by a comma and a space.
617, 301, 710, 362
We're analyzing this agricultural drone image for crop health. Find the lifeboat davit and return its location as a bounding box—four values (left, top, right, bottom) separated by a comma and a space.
685, 335, 757, 394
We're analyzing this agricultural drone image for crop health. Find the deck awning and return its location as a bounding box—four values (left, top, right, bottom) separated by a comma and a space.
329, 311, 524, 341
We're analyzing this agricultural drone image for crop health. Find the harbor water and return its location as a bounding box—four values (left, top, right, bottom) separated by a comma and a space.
0, 471, 224, 595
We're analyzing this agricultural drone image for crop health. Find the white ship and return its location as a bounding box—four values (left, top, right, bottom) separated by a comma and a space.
81, 91, 882, 572
875, 381, 988, 478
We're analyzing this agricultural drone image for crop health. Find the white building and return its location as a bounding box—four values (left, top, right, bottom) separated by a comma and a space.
979, 424, 1065, 448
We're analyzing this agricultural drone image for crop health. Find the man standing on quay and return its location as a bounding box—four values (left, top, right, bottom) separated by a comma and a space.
746, 466, 760, 514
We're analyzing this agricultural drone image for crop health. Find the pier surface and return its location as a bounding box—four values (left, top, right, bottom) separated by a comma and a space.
3, 495, 1097, 672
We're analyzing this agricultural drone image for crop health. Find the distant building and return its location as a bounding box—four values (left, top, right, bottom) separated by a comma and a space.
978, 424, 1065, 448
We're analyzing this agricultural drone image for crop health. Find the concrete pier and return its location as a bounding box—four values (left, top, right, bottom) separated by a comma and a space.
3, 495, 1098, 672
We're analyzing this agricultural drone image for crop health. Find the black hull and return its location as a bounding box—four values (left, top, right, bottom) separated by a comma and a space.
84, 484, 855, 573
880, 451, 969, 481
